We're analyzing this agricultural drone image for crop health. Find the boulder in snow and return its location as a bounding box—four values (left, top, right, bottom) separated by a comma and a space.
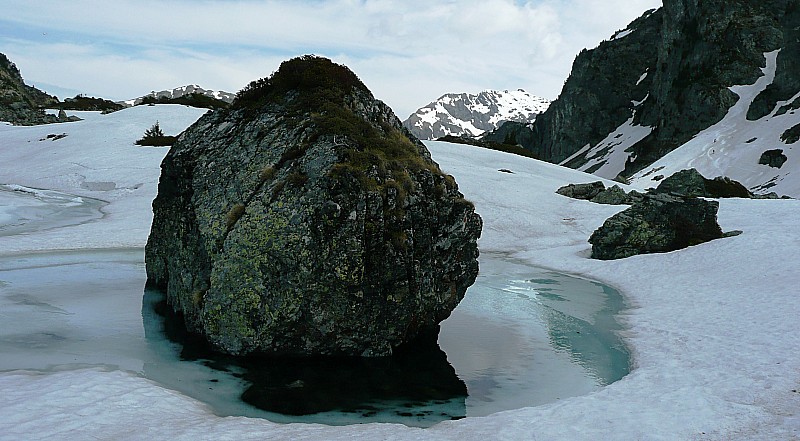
589, 193, 724, 260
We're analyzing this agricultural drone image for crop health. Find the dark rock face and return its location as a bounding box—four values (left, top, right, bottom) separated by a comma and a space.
590, 185, 645, 205
511, 9, 662, 164
589, 193, 724, 260
145, 56, 482, 357
556, 181, 606, 200
746, 2, 800, 121
481, 120, 538, 151
490, 1, 800, 178
780, 123, 800, 144
0, 53, 59, 125
629, 0, 788, 172
655, 168, 752, 198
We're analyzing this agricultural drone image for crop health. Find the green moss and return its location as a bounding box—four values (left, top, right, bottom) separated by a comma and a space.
191, 289, 206, 308
259, 165, 276, 182
225, 203, 246, 229
287, 171, 309, 187
232, 55, 368, 112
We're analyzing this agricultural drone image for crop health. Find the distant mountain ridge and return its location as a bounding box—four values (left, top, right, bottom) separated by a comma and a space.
121, 85, 235, 107
403, 89, 550, 140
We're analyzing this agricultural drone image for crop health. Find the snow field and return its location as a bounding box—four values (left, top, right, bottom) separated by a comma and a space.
0, 106, 798, 439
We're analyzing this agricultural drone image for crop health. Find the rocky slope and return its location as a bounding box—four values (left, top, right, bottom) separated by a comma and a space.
496, 8, 662, 175
122, 84, 235, 106
145, 56, 482, 357
403, 89, 550, 140
0, 53, 59, 125
488, 1, 800, 196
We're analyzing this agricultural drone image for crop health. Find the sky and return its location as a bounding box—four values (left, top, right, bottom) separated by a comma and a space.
0, 0, 661, 118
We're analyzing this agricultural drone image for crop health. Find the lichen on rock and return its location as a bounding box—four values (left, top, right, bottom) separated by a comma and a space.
145, 56, 482, 357
589, 193, 724, 260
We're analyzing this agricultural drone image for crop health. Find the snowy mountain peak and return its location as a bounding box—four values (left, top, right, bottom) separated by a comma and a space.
403, 89, 550, 140
121, 85, 235, 107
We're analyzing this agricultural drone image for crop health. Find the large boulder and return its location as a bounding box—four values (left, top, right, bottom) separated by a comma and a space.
556, 181, 606, 200
145, 56, 482, 357
589, 193, 724, 260
590, 185, 645, 205
758, 149, 788, 169
556, 182, 644, 205
655, 168, 752, 198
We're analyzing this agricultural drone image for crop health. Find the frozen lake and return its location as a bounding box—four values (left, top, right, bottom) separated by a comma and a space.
0, 181, 629, 427
0, 248, 629, 427
0, 185, 106, 237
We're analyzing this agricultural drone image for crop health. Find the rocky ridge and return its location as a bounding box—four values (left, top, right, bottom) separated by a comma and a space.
403, 89, 550, 140
122, 84, 235, 107
0, 53, 59, 125
145, 56, 482, 357
484, 1, 800, 190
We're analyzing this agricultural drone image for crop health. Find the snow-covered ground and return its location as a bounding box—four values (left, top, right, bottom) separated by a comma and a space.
0, 105, 208, 254
1, 105, 799, 440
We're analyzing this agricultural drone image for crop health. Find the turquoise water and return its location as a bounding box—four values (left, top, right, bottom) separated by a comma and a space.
439, 254, 630, 417
0, 250, 630, 428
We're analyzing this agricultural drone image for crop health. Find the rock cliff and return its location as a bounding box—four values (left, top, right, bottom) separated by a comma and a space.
489, 9, 662, 169
486, 1, 800, 182
145, 56, 482, 357
0, 53, 58, 125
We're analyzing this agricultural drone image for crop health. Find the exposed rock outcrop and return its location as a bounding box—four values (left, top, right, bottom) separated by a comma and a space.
145, 56, 482, 357
655, 168, 752, 198
590, 185, 645, 205
0, 53, 59, 125
556, 182, 606, 200
758, 149, 788, 168
485, 1, 800, 180
483, 9, 662, 164
589, 193, 724, 260
556, 181, 644, 205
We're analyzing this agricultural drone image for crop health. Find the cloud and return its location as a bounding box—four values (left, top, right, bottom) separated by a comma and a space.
0, 0, 662, 117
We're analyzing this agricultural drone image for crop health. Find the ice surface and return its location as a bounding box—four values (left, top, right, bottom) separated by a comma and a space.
439, 255, 628, 417
0, 104, 799, 440
0, 185, 105, 237
0, 245, 629, 428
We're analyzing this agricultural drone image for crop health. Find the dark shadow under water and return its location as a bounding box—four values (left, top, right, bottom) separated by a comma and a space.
140, 254, 631, 426
148, 295, 467, 423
